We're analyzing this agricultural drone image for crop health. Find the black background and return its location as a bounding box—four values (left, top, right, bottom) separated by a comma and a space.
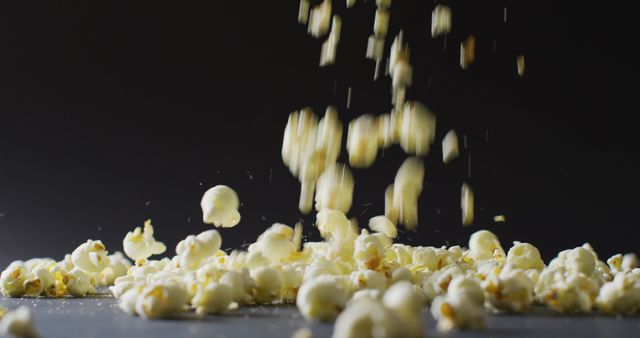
0, 1, 636, 267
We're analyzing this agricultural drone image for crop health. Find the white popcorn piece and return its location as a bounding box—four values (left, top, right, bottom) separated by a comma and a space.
506, 242, 545, 271
368, 215, 397, 239
354, 230, 390, 271
493, 215, 506, 223
175, 230, 222, 270
71, 239, 110, 273
332, 298, 412, 338
253, 224, 296, 263
366, 35, 385, 61
99, 251, 132, 286
292, 327, 313, 338
0, 306, 39, 338
388, 157, 425, 230
399, 101, 436, 157
460, 35, 476, 69
219, 270, 255, 305
596, 272, 640, 315
315, 209, 357, 260
192, 282, 234, 315
431, 5, 452, 37
315, 163, 354, 213
66, 268, 96, 297
308, 0, 332, 38
622, 253, 639, 271
383, 281, 424, 321
374, 9, 390, 37
298, 0, 310, 24
297, 276, 349, 321
607, 254, 622, 274
135, 280, 189, 319
347, 115, 379, 168
461, 183, 474, 226
118, 286, 144, 316
468, 230, 505, 261
346, 0, 357, 8
320, 15, 341, 66
431, 276, 485, 332
201, 185, 241, 228
483, 269, 534, 313
123, 220, 166, 262
251, 267, 284, 304
442, 129, 459, 164
565, 247, 596, 276
350, 269, 387, 292
534, 267, 599, 314
1, 262, 28, 297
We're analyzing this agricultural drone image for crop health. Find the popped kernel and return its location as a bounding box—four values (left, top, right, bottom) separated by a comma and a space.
368, 215, 397, 239
442, 129, 459, 164
123, 220, 166, 262
297, 276, 349, 321
71, 239, 110, 273
431, 4, 452, 37
461, 183, 474, 226
192, 282, 234, 315
0, 306, 39, 338
201, 185, 241, 228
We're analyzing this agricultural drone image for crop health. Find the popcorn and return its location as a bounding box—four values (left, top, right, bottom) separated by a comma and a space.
460, 35, 476, 69
346, 115, 379, 168
298, 0, 310, 24
0, 305, 7, 318
315, 209, 357, 260
431, 276, 484, 332
99, 251, 132, 286
297, 276, 349, 321
483, 269, 534, 313
506, 242, 545, 271
252, 224, 296, 263
354, 230, 389, 271
250, 267, 284, 304
596, 272, 640, 315
382, 281, 424, 321
1, 262, 28, 297
118, 286, 144, 316
442, 129, 459, 164
192, 282, 234, 315
135, 280, 189, 319
308, 0, 332, 38
320, 15, 341, 66
468, 230, 505, 262
66, 268, 96, 297
517, 54, 525, 76
534, 267, 599, 314
175, 230, 222, 270
123, 220, 166, 262
461, 183, 474, 226
315, 163, 354, 213
386, 157, 425, 230
368, 215, 397, 239
332, 297, 412, 338
0, 306, 39, 338
366, 35, 385, 61
431, 4, 452, 37
565, 247, 596, 276
201, 185, 241, 228
374, 9, 390, 37
70, 239, 110, 273
219, 270, 255, 305
622, 253, 639, 271
350, 269, 387, 292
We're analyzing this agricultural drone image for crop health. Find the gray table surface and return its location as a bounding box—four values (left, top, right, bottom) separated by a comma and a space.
1, 296, 639, 338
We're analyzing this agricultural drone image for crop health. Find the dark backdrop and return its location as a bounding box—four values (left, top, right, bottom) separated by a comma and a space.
0, 1, 636, 268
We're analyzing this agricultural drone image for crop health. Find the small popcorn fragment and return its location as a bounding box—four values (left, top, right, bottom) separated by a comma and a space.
431, 4, 452, 37
442, 129, 459, 164
460, 35, 476, 69
517, 54, 525, 76
461, 183, 474, 226
493, 215, 506, 223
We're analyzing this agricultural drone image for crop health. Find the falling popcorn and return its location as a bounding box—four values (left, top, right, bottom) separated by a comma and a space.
460, 35, 476, 69
298, 0, 310, 24
0, 306, 39, 338
431, 4, 452, 37
461, 183, 474, 226
517, 54, 526, 76
442, 129, 459, 164
308, 0, 332, 38
123, 220, 167, 262
201, 185, 241, 228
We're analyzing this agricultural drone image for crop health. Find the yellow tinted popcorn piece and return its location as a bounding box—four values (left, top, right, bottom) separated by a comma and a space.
461, 183, 474, 226
0, 306, 39, 338
347, 115, 379, 168
0, 306, 7, 318
192, 282, 234, 315
297, 276, 349, 321
315, 163, 354, 213
374, 9, 390, 37
320, 15, 341, 66
282, 108, 319, 177
332, 297, 411, 338
201, 185, 241, 228
460, 35, 476, 69
399, 101, 436, 156
354, 231, 389, 271
1, 262, 28, 297
71, 239, 110, 273
607, 254, 623, 274
123, 220, 166, 262
350, 270, 387, 292
469, 230, 505, 261
135, 280, 189, 319
219, 270, 255, 305
175, 230, 222, 270
565, 247, 596, 276
493, 215, 506, 223
368, 215, 397, 239
483, 269, 534, 313
431, 4, 452, 37
250, 267, 284, 304
298, 0, 310, 24
315, 209, 357, 259
365, 35, 385, 61
431, 276, 485, 332
346, 0, 357, 8
308, 0, 332, 38
253, 224, 296, 263
506, 242, 545, 271
517, 54, 525, 76
387, 157, 424, 230
442, 129, 459, 164
534, 267, 598, 314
